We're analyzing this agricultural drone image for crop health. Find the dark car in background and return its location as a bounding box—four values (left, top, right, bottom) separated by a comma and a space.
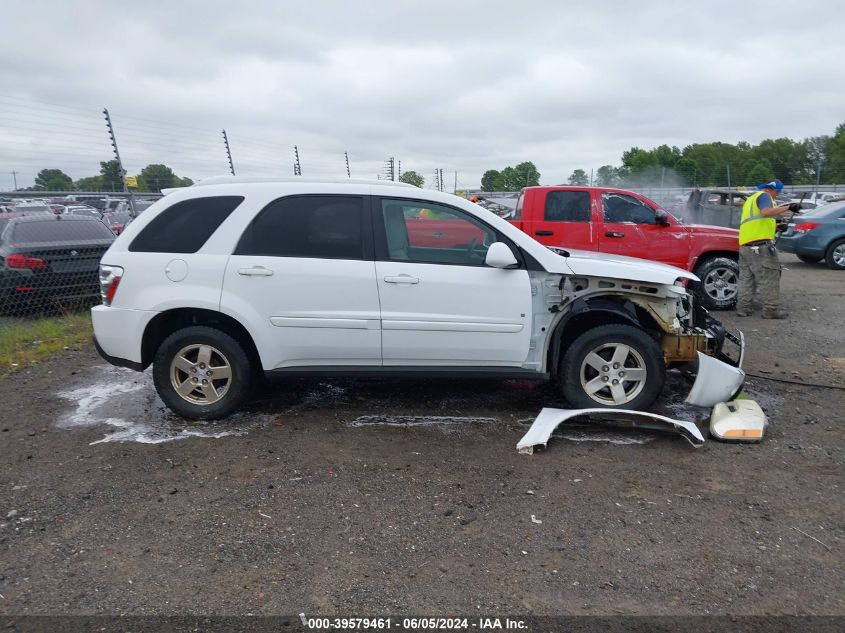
685, 189, 749, 228
0, 215, 116, 315
777, 201, 845, 269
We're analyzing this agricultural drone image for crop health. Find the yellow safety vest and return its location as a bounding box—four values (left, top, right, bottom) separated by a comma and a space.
739, 191, 777, 245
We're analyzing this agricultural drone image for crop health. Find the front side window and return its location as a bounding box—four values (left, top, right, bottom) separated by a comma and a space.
236, 195, 364, 260
544, 191, 591, 222
129, 196, 243, 253
380, 199, 497, 266
602, 193, 657, 225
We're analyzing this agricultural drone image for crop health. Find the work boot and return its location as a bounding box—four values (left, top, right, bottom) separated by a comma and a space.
762, 310, 788, 319
736, 310, 752, 317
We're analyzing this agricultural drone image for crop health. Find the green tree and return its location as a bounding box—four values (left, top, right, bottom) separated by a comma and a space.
34, 169, 72, 191
567, 169, 589, 185
513, 161, 540, 187
823, 123, 845, 184
176, 176, 194, 187
497, 166, 520, 190
100, 160, 123, 191
398, 170, 424, 188
595, 165, 620, 186
480, 169, 500, 192
137, 164, 178, 192
74, 175, 104, 191
744, 161, 774, 185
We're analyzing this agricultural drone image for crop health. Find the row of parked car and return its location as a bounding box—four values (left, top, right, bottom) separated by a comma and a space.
0, 196, 157, 315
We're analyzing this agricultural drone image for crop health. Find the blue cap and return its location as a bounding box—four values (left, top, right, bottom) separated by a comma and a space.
756, 179, 783, 193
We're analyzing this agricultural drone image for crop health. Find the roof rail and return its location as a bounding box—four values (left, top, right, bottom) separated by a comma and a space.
191, 175, 416, 188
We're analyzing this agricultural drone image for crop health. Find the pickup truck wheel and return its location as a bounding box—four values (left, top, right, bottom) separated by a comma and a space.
559, 324, 665, 410
825, 239, 845, 270
152, 326, 254, 420
694, 256, 739, 310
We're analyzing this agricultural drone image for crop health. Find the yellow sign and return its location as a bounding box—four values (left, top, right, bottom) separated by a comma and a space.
124, 176, 138, 188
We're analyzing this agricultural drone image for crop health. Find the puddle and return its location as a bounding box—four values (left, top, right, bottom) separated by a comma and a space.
57, 365, 271, 444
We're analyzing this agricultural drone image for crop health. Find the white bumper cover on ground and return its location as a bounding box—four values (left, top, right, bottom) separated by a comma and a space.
517, 407, 705, 454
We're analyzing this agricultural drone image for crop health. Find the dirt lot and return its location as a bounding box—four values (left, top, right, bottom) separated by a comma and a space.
0, 254, 842, 619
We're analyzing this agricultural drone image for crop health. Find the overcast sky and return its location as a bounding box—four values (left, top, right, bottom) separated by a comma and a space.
2, 0, 843, 191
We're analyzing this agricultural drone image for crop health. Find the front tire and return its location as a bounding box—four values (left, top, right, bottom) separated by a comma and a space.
153, 326, 254, 420
559, 324, 665, 410
693, 256, 739, 310
825, 239, 845, 270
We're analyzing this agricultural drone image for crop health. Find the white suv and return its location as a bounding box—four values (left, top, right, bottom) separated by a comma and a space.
92, 177, 744, 419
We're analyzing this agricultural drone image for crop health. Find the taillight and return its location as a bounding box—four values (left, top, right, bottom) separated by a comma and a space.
794, 222, 820, 233
99, 264, 124, 306
6, 253, 46, 269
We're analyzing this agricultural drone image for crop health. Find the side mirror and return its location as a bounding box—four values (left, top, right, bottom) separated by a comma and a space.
655, 209, 671, 226
485, 242, 519, 269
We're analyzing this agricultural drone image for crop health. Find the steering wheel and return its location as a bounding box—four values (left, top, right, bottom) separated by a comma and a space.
466, 237, 480, 263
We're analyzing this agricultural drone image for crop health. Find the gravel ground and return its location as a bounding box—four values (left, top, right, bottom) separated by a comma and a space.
0, 254, 842, 619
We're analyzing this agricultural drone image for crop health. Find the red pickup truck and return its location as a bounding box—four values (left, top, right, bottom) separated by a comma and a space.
507, 186, 740, 310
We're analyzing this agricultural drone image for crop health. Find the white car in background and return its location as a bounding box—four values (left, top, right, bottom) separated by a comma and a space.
92, 177, 743, 419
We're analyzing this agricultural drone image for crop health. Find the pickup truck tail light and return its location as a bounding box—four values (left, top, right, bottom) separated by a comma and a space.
6, 253, 46, 269
793, 222, 819, 233
99, 264, 124, 306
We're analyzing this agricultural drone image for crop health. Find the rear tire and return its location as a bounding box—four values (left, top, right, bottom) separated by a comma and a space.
559, 324, 665, 411
797, 254, 822, 264
693, 256, 739, 310
153, 326, 254, 420
824, 239, 845, 270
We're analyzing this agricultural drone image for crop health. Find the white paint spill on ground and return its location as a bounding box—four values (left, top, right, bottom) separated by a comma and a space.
346, 415, 498, 428
57, 365, 270, 445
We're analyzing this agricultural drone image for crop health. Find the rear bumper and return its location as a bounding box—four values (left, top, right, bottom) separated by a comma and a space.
93, 335, 145, 371
91, 305, 159, 370
776, 235, 825, 258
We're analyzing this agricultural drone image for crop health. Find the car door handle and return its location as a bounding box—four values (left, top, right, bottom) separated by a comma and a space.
384, 274, 419, 285
605, 231, 625, 238
238, 266, 274, 277
535, 230, 554, 236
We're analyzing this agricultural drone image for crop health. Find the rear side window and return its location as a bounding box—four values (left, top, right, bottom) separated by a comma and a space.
235, 195, 364, 260
544, 191, 591, 222
12, 219, 114, 243
129, 196, 243, 253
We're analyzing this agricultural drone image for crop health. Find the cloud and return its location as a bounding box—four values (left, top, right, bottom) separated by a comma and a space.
1, 0, 843, 189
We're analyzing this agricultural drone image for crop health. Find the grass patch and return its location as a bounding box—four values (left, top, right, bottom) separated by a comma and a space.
0, 312, 92, 377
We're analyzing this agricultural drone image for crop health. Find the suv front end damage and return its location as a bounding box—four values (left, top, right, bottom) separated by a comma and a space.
526, 270, 745, 407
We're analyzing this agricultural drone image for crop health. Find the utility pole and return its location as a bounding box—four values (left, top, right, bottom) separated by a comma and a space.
293, 146, 302, 176
10, 171, 18, 190
815, 157, 823, 195
383, 157, 395, 181
103, 108, 137, 217
433, 170, 439, 191
222, 130, 235, 176
726, 164, 731, 189
589, 168, 594, 187
439, 168, 444, 192
397, 160, 401, 180
345, 152, 351, 178
454, 171, 457, 194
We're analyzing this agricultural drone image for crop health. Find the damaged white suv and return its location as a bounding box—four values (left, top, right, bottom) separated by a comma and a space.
92, 178, 745, 420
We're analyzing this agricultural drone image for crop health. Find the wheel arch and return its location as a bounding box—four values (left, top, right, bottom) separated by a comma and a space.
546, 296, 661, 379
141, 308, 262, 372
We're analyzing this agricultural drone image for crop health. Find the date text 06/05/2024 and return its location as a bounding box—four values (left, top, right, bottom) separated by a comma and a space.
301, 616, 528, 630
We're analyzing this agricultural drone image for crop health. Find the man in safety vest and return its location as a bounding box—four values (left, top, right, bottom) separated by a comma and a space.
736, 179, 800, 318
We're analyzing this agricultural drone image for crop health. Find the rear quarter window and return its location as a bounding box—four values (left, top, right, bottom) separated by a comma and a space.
129, 196, 244, 253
